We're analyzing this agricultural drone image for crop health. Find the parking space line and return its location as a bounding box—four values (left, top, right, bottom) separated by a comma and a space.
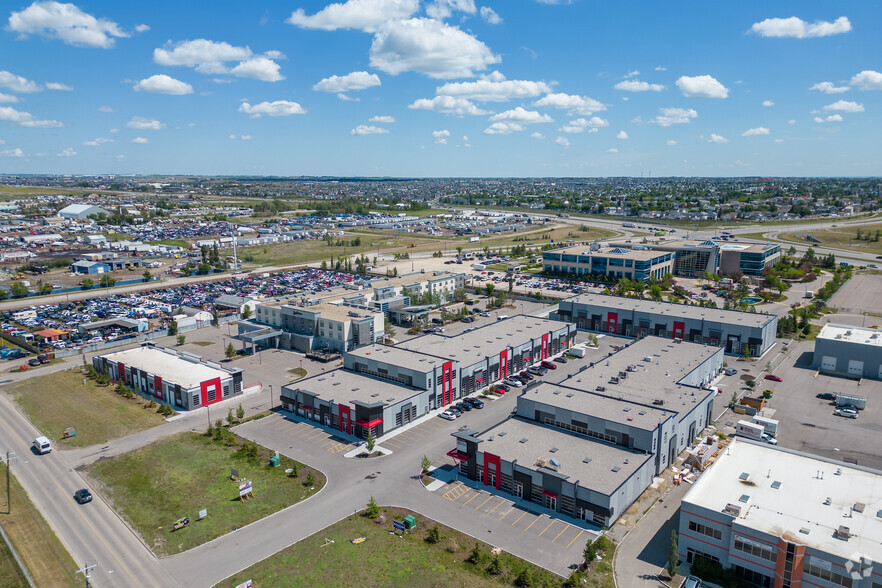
566, 530, 583, 548
553, 525, 570, 542
474, 495, 493, 510
537, 520, 556, 537
524, 514, 543, 532
319, 439, 336, 448
304, 430, 326, 441
463, 491, 482, 506
486, 499, 506, 516
498, 506, 515, 520
511, 512, 528, 526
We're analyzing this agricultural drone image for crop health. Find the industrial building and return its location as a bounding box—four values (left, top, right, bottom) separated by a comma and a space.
553, 293, 777, 357
58, 204, 110, 220
678, 439, 882, 587
812, 323, 882, 380
279, 315, 576, 439
449, 336, 724, 527
93, 343, 244, 411
543, 245, 675, 282
71, 260, 111, 274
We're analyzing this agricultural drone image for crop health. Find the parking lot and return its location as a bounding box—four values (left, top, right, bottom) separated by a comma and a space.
258, 413, 356, 454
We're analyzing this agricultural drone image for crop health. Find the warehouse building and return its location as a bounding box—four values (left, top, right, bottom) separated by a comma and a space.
812, 323, 882, 380
94, 343, 244, 410
280, 315, 575, 439
58, 204, 110, 220
554, 293, 777, 357
678, 439, 882, 587
543, 245, 675, 281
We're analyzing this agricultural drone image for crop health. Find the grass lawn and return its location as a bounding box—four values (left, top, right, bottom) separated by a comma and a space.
6, 368, 167, 447
219, 506, 565, 588
86, 432, 324, 556
0, 465, 80, 587
779, 223, 882, 256
188, 341, 215, 347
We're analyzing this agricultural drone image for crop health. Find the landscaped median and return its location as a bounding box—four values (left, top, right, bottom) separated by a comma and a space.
84, 430, 324, 555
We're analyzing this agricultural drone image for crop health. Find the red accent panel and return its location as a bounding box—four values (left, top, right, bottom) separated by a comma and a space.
790, 543, 805, 586
354, 418, 383, 427
483, 452, 501, 490
541, 333, 549, 360
447, 449, 470, 462
154, 375, 163, 400
200, 377, 222, 407
441, 361, 453, 406
499, 349, 509, 379
673, 321, 685, 340
338, 404, 352, 435
117, 362, 125, 383
607, 312, 618, 334
542, 490, 558, 498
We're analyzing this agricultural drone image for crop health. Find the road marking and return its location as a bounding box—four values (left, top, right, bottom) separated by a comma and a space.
474, 495, 493, 510
512, 512, 528, 526
463, 491, 482, 506
304, 430, 326, 441
486, 499, 505, 515
538, 520, 556, 537
499, 506, 514, 520
524, 514, 543, 532
553, 525, 570, 542
566, 530, 583, 548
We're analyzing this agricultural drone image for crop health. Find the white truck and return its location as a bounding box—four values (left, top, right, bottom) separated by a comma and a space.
735, 420, 777, 444
566, 346, 587, 358
33, 436, 52, 454
750, 416, 779, 438
835, 394, 867, 410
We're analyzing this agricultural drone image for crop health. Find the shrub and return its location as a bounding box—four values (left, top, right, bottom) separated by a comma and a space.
305, 471, 315, 487
236, 403, 245, 420
365, 496, 380, 519
426, 525, 441, 544
466, 542, 483, 565
487, 554, 501, 575
146, 399, 157, 409
514, 567, 533, 587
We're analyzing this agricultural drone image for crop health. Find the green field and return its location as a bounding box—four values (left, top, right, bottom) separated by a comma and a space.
6, 368, 167, 447
87, 432, 324, 555
219, 506, 565, 588
0, 465, 80, 587
779, 223, 882, 256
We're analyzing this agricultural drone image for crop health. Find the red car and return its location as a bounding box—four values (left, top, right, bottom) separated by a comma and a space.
540, 360, 557, 370
764, 374, 783, 382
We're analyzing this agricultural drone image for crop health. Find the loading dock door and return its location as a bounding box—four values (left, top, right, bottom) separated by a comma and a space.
847, 360, 863, 377
820, 356, 837, 371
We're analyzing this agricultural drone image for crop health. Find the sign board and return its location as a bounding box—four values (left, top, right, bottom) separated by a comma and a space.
238, 480, 253, 498
230, 468, 239, 480
198, 509, 207, 520
235, 580, 253, 588
393, 521, 406, 531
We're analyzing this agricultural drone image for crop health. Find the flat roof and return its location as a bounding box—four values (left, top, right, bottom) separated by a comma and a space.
477, 418, 652, 495
347, 343, 448, 370
562, 293, 776, 328
398, 315, 572, 367
817, 323, 882, 347
528, 381, 670, 430
550, 245, 665, 260
683, 439, 882, 563
100, 346, 232, 389
550, 337, 719, 412
283, 368, 422, 407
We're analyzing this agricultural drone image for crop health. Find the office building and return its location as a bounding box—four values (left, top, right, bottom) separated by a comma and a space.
543, 245, 675, 281
813, 323, 882, 380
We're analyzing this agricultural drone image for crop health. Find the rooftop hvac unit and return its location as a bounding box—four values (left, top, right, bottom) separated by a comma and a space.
836, 525, 852, 540
723, 503, 742, 517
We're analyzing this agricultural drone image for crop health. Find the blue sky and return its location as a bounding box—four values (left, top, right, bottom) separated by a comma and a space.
1, 0, 880, 177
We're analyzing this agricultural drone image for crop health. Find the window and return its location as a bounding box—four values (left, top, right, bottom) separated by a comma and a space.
688, 520, 723, 540
192, 393, 200, 407
803, 561, 853, 587
734, 537, 775, 562
206, 387, 217, 403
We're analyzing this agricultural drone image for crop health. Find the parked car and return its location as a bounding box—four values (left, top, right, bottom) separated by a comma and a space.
833, 408, 858, 419
683, 576, 702, 588
725, 368, 737, 376
464, 397, 484, 409
528, 366, 547, 376
503, 377, 523, 388
461, 317, 475, 323
496, 383, 510, 393
455, 402, 472, 412
37, 353, 50, 364
73, 489, 92, 504
540, 360, 557, 370
518, 370, 534, 381
439, 410, 457, 421
479, 312, 489, 317
27, 358, 41, 367
553, 356, 568, 364
764, 374, 783, 382
816, 392, 836, 401
447, 406, 462, 417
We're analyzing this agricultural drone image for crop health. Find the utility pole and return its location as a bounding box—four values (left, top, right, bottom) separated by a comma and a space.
4, 451, 17, 514
76, 562, 99, 588
230, 222, 238, 270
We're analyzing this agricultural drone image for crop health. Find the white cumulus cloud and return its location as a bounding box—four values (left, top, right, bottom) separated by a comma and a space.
530, 132, 544, 139
1, 148, 25, 157
126, 116, 165, 130
135, 24, 150, 33
676, 75, 728, 99
613, 80, 665, 92
45, 82, 72, 91
559, 117, 608, 134
554, 136, 570, 148
810, 81, 849, 94
238, 100, 306, 118
742, 127, 770, 136
0, 105, 62, 127
57, 147, 76, 157
480, 6, 502, 24
82, 137, 113, 146
229, 57, 284, 82
154, 39, 284, 82
133, 74, 193, 95
426, 0, 476, 20
8, 1, 128, 48
651, 107, 697, 127
483, 122, 523, 134
607, 148, 618, 153
0, 93, 19, 103
370, 18, 499, 78
666, 139, 677, 146
850, 70, 882, 91
706, 133, 728, 143
351, 124, 389, 135
750, 16, 851, 39
814, 114, 843, 123
435, 73, 552, 102
314, 71, 381, 93
0, 71, 41, 93
489, 107, 552, 124
432, 129, 450, 143
823, 100, 864, 113
533, 92, 605, 115
131, 136, 149, 144
369, 115, 395, 123
287, 0, 419, 33
96, 105, 114, 112
408, 95, 491, 116
616, 130, 628, 139
762, 100, 774, 107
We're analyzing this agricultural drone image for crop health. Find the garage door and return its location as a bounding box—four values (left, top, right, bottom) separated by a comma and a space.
821, 356, 837, 371
848, 360, 864, 377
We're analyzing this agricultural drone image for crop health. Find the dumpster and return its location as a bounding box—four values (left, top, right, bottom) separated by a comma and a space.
403, 515, 416, 529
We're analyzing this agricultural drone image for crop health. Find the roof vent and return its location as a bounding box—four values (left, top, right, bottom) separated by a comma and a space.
519, 438, 528, 444
853, 502, 866, 513
824, 497, 832, 505
739, 494, 750, 503
549, 447, 559, 453
799, 527, 810, 535
371, 393, 380, 398
739, 472, 750, 481
836, 525, 851, 540
582, 457, 592, 464
611, 466, 621, 473
497, 431, 506, 437
771, 481, 782, 489
724, 503, 742, 517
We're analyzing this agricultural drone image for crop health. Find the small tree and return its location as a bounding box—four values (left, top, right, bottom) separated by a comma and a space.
421, 455, 431, 473
487, 555, 502, 575
365, 496, 380, 518
466, 542, 483, 564
667, 530, 679, 577
305, 471, 315, 487
584, 539, 597, 568
167, 320, 178, 335
236, 403, 245, 420
177, 334, 186, 346
226, 408, 234, 426
142, 269, 152, 282
81, 277, 94, 290
366, 433, 375, 452
242, 305, 252, 319
515, 567, 533, 587
290, 463, 299, 478
225, 343, 236, 359
9, 282, 28, 298
39, 282, 52, 295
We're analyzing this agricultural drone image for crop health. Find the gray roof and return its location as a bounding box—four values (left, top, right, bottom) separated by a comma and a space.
214, 294, 252, 307
282, 368, 422, 407
477, 418, 652, 496
347, 343, 448, 371
550, 337, 719, 412
527, 381, 671, 430
561, 293, 776, 328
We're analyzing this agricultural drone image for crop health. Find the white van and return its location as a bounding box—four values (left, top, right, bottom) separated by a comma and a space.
33, 436, 52, 454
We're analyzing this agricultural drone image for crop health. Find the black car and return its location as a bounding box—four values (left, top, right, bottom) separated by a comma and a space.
27, 358, 41, 367
447, 406, 462, 417
461, 317, 475, 323
455, 401, 472, 412
816, 392, 836, 401
464, 397, 484, 409
74, 489, 92, 504
553, 356, 568, 364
